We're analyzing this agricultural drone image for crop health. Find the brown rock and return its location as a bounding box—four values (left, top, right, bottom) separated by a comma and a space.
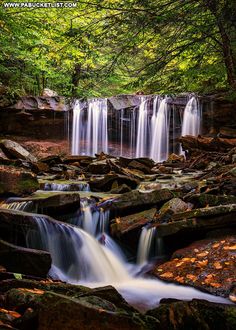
0, 140, 37, 162
155, 198, 191, 223
0, 240, 51, 278
0, 165, 39, 196
152, 236, 236, 296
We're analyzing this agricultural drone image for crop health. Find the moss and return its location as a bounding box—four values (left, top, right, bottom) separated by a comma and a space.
17, 179, 39, 193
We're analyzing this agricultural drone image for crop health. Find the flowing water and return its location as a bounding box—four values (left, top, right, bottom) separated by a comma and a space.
26, 215, 230, 312
182, 96, 201, 136
43, 182, 90, 192
72, 99, 108, 156
137, 226, 156, 265
150, 98, 170, 162
136, 97, 149, 157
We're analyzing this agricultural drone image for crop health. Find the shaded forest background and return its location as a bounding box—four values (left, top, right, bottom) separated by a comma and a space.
0, 0, 235, 99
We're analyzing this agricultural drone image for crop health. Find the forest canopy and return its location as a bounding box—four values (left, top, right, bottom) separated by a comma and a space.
0, 0, 235, 97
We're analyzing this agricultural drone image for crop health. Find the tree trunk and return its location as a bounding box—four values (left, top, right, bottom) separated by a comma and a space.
71, 63, 81, 96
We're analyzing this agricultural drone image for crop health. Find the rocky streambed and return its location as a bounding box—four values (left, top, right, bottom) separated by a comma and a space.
0, 137, 236, 329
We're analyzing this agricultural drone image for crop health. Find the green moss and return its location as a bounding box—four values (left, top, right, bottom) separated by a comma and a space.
17, 179, 39, 193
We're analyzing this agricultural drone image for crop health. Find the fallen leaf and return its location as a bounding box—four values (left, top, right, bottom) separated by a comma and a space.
213, 262, 222, 269
196, 251, 209, 257
160, 272, 173, 278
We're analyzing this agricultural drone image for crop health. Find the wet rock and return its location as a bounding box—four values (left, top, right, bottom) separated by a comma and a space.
111, 208, 156, 237
147, 299, 236, 330
154, 204, 236, 238
128, 160, 153, 174
13, 95, 68, 111
88, 160, 111, 174
157, 166, 173, 174
35, 192, 81, 215
89, 174, 139, 192
0, 140, 37, 163
0, 240, 51, 278
110, 184, 132, 194
152, 236, 236, 297
39, 155, 62, 166
167, 153, 185, 163
220, 126, 236, 138
31, 162, 50, 174
106, 189, 175, 215
155, 198, 191, 223
0, 165, 39, 196
184, 193, 236, 208
63, 155, 95, 167
37, 291, 145, 330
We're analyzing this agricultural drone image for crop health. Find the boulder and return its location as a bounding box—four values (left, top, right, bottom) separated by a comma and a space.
0, 239, 51, 278
37, 292, 145, 330
0, 140, 37, 162
88, 160, 111, 174
155, 198, 191, 223
0, 165, 39, 196
128, 160, 153, 174
89, 174, 139, 192
110, 184, 132, 194
152, 236, 236, 297
147, 299, 236, 330
111, 208, 156, 238
184, 193, 236, 208
102, 189, 175, 215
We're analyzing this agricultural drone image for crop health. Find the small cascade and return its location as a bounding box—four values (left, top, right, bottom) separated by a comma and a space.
137, 226, 156, 265
86, 99, 108, 156
151, 96, 160, 140
76, 200, 110, 237
26, 215, 229, 311
43, 182, 90, 192
72, 100, 85, 155
27, 216, 129, 283
136, 97, 149, 158
182, 96, 201, 136
0, 200, 34, 212
150, 98, 170, 162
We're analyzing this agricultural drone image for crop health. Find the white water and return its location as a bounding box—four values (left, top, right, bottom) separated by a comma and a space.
27, 216, 230, 312
150, 98, 170, 162
136, 97, 149, 157
76, 200, 110, 237
72, 101, 85, 155
182, 96, 201, 136
43, 182, 90, 192
72, 99, 108, 156
86, 99, 108, 156
137, 227, 156, 265
0, 200, 33, 212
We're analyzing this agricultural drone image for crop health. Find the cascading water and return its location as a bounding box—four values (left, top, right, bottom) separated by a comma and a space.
182, 96, 201, 136
72, 100, 85, 155
72, 99, 108, 156
0, 200, 34, 212
43, 182, 90, 192
150, 98, 170, 162
76, 199, 110, 237
136, 97, 149, 158
137, 226, 156, 265
86, 99, 108, 156
26, 215, 230, 311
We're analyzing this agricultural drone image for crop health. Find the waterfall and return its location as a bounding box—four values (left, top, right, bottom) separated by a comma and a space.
137, 226, 156, 265
136, 97, 149, 158
43, 182, 90, 192
150, 98, 170, 162
72, 100, 85, 155
76, 200, 110, 237
72, 99, 108, 156
26, 215, 229, 311
0, 200, 34, 212
86, 99, 108, 156
182, 96, 201, 136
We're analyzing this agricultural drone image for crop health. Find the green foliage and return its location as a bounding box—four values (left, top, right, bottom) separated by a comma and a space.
0, 0, 235, 97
